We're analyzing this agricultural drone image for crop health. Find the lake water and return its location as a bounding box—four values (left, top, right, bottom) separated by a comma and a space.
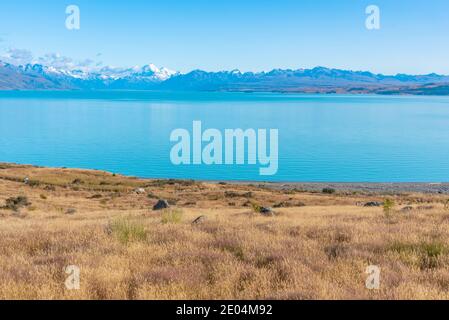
1, 90, 449, 182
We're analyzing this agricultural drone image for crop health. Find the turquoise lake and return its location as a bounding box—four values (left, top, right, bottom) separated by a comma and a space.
1, 90, 449, 182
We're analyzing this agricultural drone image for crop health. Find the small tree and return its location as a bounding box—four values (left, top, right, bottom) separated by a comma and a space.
383, 199, 395, 218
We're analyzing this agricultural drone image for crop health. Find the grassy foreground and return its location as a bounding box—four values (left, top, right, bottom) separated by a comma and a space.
1, 163, 449, 299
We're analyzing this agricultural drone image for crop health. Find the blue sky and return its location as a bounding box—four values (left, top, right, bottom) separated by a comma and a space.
1, 0, 449, 74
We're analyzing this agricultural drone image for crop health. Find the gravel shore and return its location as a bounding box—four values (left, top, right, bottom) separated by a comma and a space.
251, 182, 449, 194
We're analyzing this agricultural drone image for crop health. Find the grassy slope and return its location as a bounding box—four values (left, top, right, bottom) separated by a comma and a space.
1, 163, 449, 299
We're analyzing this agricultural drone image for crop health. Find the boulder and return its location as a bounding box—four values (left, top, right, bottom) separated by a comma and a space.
260, 207, 275, 216
153, 199, 169, 211
134, 188, 146, 194
364, 201, 383, 207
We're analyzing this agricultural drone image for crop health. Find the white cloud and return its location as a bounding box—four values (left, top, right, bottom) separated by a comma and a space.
1, 48, 34, 65
38, 53, 102, 72
37, 53, 74, 69
0, 48, 174, 81
0, 49, 102, 72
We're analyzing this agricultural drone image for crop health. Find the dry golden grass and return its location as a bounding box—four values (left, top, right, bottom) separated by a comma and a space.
1, 163, 449, 300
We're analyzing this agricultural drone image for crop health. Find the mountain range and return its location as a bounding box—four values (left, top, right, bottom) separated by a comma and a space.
1, 61, 449, 95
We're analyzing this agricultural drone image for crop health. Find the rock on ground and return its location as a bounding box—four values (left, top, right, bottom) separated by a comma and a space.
153, 199, 169, 211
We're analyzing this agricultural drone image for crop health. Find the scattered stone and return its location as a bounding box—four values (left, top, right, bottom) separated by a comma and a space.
134, 188, 146, 194
259, 207, 275, 216
192, 215, 206, 224
401, 206, 414, 212
364, 201, 383, 207
23, 177, 29, 184
65, 208, 76, 215
153, 199, 169, 211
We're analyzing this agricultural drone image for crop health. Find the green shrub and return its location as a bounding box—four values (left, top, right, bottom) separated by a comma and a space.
161, 209, 183, 224
322, 188, 336, 194
109, 217, 147, 244
251, 203, 262, 213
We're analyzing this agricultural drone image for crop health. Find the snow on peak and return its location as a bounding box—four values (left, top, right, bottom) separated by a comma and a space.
138, 64, 178, 80
3, 59, 179, 82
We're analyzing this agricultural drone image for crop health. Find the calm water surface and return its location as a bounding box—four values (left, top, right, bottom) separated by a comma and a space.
1, 91, 449, 182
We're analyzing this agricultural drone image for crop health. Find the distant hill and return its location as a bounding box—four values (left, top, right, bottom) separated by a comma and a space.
1, 61, 449, 95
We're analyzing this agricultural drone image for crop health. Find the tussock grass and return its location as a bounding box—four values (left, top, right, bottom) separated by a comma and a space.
108, 217, 147, 244
389, 241, 448, 270
161, 209, 183, 224
1, 164, 449, 299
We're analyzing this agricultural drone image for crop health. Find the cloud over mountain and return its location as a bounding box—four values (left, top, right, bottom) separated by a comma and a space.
1, 48, 34, 65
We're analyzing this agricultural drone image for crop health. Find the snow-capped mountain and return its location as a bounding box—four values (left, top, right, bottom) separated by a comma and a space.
0, 61, 179, 89
160, 67, 449, 93
88, 64, 178, 81
1, 61, 449, 94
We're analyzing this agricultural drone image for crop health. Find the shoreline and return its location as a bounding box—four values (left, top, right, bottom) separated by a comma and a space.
251, 182, 449, 194
1, 89, 449, 97
2, 162, 449, 194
